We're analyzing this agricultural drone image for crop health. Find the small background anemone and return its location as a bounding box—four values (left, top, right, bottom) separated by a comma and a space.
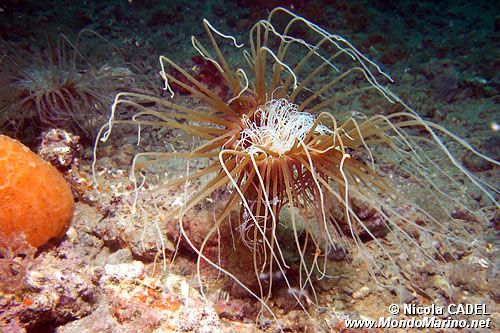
0, 30, 149, 143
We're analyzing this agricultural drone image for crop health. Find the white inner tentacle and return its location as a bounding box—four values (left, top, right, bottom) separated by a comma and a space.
238, 98, 332, 155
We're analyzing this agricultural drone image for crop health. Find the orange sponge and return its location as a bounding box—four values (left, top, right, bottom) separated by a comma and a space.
0, 135, 74, 247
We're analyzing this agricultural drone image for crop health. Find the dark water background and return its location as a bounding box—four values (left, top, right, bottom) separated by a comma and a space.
1, 0, 497, 75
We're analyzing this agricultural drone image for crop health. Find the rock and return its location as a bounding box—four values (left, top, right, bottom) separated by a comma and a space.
1, 252, 98, 330
105, 248, 133, 265
333, 299, 345, 310
103, 261, 145, 281
431, 275, 450, 292
449, 261, 488, 293
37, 129, 81, 172
214, 299, 257, 321
57, 304, 117, 333
171, 300, 221, 333
352, 286, 371, 299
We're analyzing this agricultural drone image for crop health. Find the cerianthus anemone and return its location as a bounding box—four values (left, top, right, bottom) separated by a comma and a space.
94, 7, 498, 324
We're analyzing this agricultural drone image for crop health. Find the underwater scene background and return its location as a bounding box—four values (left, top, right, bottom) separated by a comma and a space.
0, 0, 498, 332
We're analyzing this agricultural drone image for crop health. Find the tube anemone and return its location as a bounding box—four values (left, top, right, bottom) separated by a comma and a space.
94, 7, 498, 325
0, 30, 142, 139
